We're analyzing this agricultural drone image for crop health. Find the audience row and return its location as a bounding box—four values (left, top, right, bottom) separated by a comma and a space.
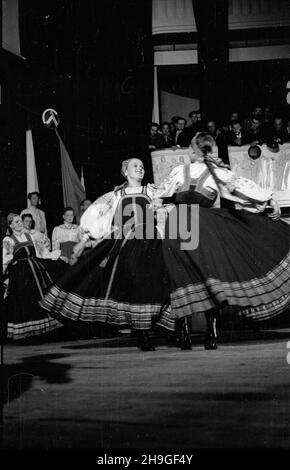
148, 108, 290, 152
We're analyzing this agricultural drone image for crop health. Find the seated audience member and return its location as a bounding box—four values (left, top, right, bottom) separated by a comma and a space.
252, 106, 263, 121
261, 106, 273, 138
227, 120, 250, 146
174, 117, 187, 146
52, 207, 81, 264
148, 123, 164, 151
161, 122, 174, 148
21, 213, 52, 255
20, 191, 47, 234
77, 199, 92, 224
268, 116, 288, 144
246, 117, 265, 145
182, 110, 203, 146
206, 119, 229, 164
262, 106, 273, 126
230, 111, 240, 122
170, 116, 180, 135
225, 111, 241, 132
22, 212, 35, 230
206, 119, 222, 141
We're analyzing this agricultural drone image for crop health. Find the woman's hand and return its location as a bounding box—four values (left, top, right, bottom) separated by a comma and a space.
68, 255, 78, 266
60, 255, 69, 263
268, 199, 281, 221
150, 198, 163, 211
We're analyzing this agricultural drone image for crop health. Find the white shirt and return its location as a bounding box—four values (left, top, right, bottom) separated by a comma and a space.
51, 223, 81, 250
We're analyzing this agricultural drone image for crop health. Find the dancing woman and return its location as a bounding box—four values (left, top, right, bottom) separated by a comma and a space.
40, 158, 174, 350
2, 213, 65, 339
153, 132, 290, 349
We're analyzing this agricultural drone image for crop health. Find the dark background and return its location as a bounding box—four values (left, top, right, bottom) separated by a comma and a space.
0, 0, 153, 231
158, 59, 290, 123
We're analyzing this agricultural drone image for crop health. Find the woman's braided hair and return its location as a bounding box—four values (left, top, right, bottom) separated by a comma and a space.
193, 132, 227, 192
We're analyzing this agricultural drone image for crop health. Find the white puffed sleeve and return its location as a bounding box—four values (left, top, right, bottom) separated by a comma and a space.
51, 226, 62, 250
282, 161, 290, 190
79, 191, 120, 241
205, 167, 274, 213
30, 230, 61, 260
145, 183, 155, 201
2, 236, 15, 273
152, 164, 189, 199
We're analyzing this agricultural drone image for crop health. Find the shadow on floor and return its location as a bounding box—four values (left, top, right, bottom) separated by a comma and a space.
0, 353, 72, 406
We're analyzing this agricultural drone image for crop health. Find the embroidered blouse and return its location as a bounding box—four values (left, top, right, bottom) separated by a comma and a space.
3, 231, 60, 273
79, 184, 155, 241
51, 224, 81, 250
152, 161, 273, 213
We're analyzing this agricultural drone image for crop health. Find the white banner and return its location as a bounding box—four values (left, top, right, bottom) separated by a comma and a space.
26, 129, 39, 195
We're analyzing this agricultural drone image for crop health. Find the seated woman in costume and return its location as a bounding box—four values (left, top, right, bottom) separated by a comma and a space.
40, 158, 175, 351
51, 207, 81, 264
22, 212, 52, 255
2, 213, 65, 340
152, 132, 289, 349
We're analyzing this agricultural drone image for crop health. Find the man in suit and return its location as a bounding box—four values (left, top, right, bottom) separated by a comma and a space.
174, 117, 187, 147
227, 120, 250, 147
181, 110, 203, 147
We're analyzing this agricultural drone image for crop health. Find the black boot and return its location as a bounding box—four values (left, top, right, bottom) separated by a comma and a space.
204, 311, 218, 350
175, 317, 192, 350
136, 331, 155, 351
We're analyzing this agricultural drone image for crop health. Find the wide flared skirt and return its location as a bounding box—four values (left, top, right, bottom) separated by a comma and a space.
5, 258, 65, 339
40, 235, 174, 331
163, 207, 290, 322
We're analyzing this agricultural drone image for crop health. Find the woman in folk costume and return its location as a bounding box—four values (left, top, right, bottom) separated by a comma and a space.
153, 132, 290, 349
51, 206, 81, 264
40, 158, 175, 351
21, 212, 52, 254
2, 213, 65, 340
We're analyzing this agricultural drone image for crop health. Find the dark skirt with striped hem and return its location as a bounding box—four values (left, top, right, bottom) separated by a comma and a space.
5, 257, 65, 340
40, 237, 175, 331
162, 207, 290, 322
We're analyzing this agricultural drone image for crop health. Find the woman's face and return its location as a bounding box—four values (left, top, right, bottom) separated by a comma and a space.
30, 194, 39, 206
23, 216, 33, 230
10, 216, 23, 233
63, 210, 74, 224
125, 159, 145, 182
162, 124, 170, 135
189, 139, 203, 162
81, 200, 92, 212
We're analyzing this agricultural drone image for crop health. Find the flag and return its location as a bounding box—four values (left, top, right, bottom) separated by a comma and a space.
26, 129, 39, 195
56, 130, 86, 221
152, 66, 160, 123
2, 0, 22, 58
80, 166, 86, 193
